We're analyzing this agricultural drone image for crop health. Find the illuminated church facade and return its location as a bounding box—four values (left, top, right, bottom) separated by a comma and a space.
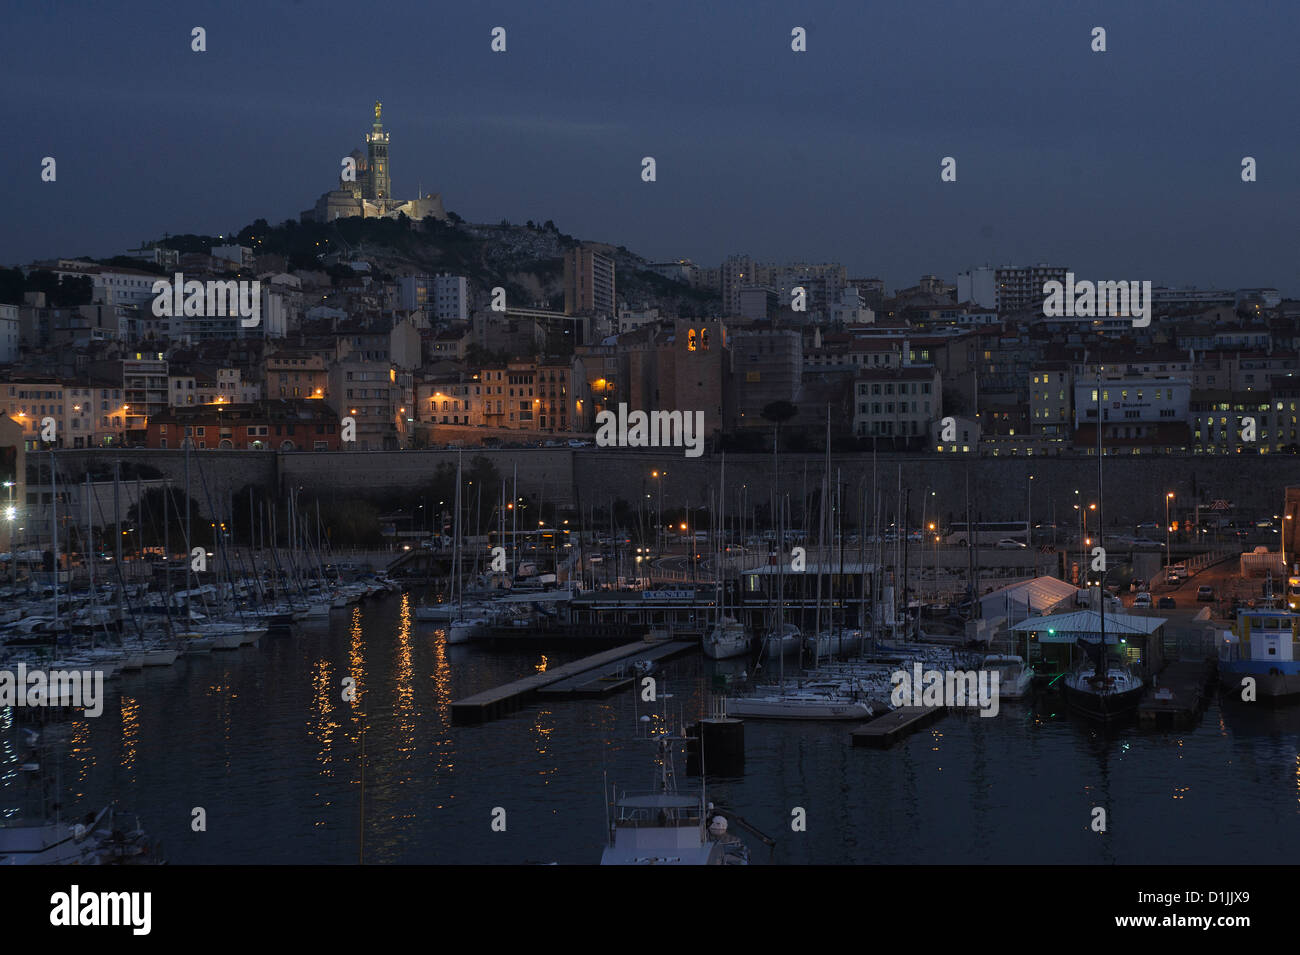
302, 102, 447, 223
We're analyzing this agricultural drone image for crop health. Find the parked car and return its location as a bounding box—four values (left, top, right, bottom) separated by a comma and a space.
1197, 585, 1215, 602
1130, 578, 1147, 592
995, 538, 1027, 550
1157, 596, 1177, 609
1132, 592, 1153, 609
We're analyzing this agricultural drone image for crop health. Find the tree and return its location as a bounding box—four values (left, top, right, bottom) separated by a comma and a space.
761, 400, 798, 454
127, 488, 214, 551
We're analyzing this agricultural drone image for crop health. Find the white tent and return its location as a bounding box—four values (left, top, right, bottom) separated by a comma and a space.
978, 576, 1079, 625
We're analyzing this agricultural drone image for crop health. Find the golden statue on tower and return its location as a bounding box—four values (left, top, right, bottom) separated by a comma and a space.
374, 100, 382, 121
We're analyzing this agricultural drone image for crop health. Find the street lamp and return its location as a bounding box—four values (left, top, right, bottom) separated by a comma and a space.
651, 470, 666, 556
1164, 492, 1174, 571
1073, 503, 1082, 586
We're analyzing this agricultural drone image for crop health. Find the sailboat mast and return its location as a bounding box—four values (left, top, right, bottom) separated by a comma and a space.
1096, 367, 1106, 677
185, 437, 192, 623
717, 455, 725, 620
50, 446, 58, 631
453, 451, 462, 612
114, 463, 123, 621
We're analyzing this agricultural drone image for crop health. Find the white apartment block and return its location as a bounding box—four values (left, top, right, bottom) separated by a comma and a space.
852, 366, 941, 441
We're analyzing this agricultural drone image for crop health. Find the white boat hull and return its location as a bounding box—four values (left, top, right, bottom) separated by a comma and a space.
703, 624, 749, 660
728, 696, 872, 720
448, 618, 484, 644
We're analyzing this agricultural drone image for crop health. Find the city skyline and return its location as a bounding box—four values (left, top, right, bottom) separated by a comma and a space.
3, 0, 1298, 294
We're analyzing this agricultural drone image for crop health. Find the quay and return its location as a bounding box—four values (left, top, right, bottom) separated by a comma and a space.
851, 706, 947, 748
1138, 659, 1217, 728
451, 639, 696, 724
537, 640, 696, 698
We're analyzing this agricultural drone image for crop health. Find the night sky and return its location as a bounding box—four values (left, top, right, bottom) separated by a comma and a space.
4, 0, 1297, 294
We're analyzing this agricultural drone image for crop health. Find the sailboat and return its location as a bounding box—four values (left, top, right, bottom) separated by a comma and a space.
703, 457, 749, 660
446, 452, 485, 644
1061, 369, 1144, 721
730, 437, 871, 721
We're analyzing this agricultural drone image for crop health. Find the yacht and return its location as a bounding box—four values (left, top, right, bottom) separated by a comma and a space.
762, 623, 802, 657
805, 629, 863, 659
728, 682, 873, 720
981, 654, 1035, 699
703, 615, 749, 660
447, 615, 486, 644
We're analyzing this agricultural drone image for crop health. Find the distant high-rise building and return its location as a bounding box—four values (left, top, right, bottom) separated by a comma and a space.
433, 274, 469, 322
738, 286, 778, 321
992, 264, 1068, 314
564, 246, 615, 318
721, 255, 755, 316
956, 267, 996, 309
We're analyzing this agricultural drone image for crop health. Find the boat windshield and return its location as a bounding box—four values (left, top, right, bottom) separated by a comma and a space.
614, 794, 703, 828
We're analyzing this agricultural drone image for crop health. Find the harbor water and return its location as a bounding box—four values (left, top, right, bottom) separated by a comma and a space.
5, 591, 1298, 864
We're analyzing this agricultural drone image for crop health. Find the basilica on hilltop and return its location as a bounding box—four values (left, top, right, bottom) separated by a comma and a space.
301, 102, 447, 223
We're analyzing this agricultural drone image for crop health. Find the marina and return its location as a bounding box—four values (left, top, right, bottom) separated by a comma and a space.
6, 587, 1298, 866
3, 444, 1300, 867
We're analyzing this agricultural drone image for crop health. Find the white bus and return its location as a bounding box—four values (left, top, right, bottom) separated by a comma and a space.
944, 521, 1030, 547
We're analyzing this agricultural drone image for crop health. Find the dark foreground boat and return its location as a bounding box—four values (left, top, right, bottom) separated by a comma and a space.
1061, 664, 1145, 721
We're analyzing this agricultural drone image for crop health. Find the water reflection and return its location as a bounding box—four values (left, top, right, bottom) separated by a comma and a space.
1, 593, 1297, 864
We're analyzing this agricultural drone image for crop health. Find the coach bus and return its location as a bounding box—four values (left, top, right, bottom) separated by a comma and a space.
944, 521, 1030, 547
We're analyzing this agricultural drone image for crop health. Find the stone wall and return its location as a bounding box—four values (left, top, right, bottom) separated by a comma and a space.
45, 448, 1298, 527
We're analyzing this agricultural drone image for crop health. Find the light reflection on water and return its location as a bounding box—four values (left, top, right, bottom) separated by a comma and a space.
1, 592, 1297, 864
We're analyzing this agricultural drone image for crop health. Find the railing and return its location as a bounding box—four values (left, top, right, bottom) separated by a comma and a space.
646, 569, 717, 585
1182, 544, 1242, 576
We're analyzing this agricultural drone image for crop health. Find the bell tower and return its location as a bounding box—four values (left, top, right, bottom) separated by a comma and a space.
365, 100, 391, 202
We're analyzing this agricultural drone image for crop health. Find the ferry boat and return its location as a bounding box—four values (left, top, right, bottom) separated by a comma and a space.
1219, 608, 1300, 701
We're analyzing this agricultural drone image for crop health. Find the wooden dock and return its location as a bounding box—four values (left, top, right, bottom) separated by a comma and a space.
451, 640, 696, 724
851, 706, 947, 748
1138, 659, 1217, 728
537, 641, 696, 698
